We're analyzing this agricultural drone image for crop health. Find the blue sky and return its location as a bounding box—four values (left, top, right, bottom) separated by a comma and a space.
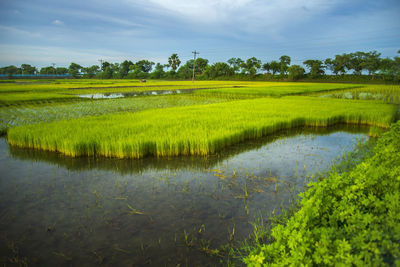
0, 0, 399, 68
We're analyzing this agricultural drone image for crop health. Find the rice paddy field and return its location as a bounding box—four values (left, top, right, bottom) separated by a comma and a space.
0, 79, 399, 266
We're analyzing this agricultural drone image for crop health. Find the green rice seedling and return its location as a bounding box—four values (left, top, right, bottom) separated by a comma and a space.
194, 83, 362, 97
8, 96, 397, 158
0, 94, 235, 133
311, 84, 400, 104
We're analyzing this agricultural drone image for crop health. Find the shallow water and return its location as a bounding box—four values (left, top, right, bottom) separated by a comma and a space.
79, 89, 190, 99
319, 92, 384, 100
0, 126, 369, 266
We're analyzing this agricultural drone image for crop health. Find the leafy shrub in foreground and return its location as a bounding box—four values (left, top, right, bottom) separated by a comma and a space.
245, 120, 400, 266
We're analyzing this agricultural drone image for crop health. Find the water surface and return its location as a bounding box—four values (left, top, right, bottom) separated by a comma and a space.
0, 126, 369, 266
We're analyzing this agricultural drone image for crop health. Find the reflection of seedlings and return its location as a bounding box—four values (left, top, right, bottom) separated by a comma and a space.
208, 169, 222, 173
93, 189, 103, 208
114, 244, 131, 254
182, 180, 190, 193
127, 204, 144, 215
214, 173, 227, 180
112, 196, 128, 200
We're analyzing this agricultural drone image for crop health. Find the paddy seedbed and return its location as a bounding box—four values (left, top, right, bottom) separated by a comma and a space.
7, 96, 396, 158
0, 94, 237, 134
194, 83, 363, 97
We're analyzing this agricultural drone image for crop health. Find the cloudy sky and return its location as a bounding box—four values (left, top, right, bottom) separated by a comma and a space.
0, 0, 399, 67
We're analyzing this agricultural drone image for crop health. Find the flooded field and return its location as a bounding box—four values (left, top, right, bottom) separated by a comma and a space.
78, 89, 189, 99
0, 126, 369, 266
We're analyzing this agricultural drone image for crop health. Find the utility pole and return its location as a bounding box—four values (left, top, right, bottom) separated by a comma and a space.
98, 59, 104, 79
192, 50, 199, 82
51, 63, 56, 76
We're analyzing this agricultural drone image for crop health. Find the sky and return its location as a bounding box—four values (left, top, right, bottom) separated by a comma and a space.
0, 0, 399, 68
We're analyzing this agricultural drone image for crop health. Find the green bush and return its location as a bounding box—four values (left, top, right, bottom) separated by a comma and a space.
245, 120, 400, 266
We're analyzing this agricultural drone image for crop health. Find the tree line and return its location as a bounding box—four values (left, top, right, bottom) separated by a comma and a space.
1, 50, 399, 82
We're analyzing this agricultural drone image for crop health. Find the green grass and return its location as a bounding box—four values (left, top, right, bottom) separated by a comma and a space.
7, 96, 396, 158
244, 120, 400, 266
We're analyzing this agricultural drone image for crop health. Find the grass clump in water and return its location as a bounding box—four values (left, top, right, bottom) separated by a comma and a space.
7, 96, 397, 158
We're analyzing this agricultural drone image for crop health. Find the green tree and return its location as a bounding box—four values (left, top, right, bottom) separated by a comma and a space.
68, 63, 82, 78
168, 54, 181, 72
103, 66, 114, 79
56, 67, 68, 75
227, 58, 244, 73
348, 52, 367, 75
135, 60, 155, 73
279, 55, 291, 75
0, 65, 21, 77
361, 51, 381, 75
240, 57, 261, 76
288, 65, 305, 81
20, 64, 37, 75
262, 62, 271, 74
270, 61, 281, 75
101, 61, 111, 72
303, 60, 325, 78
176, 65, 192, 79
82, 65, 100, 78
185, 58, 209, 76
151, 63, 166, 79
333, 54, 350, 75
40, 66, 56, 75
203, 62, 233, 79
120, 60, 134, 78
324, 58, 340, 75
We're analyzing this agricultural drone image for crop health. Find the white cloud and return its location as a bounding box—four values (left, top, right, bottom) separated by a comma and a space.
0, 44, 167, 67
52, 20, 64, 25
0, 25, 41, 38
130, 0, 342, 32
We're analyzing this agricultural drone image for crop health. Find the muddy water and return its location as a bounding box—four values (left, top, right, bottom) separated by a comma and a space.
0, 126, 369, 266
